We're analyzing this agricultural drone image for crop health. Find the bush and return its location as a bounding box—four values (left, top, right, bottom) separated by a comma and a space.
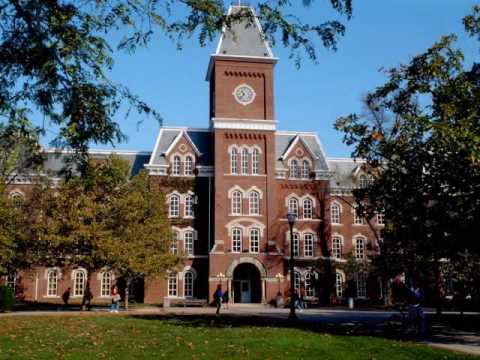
0, 285, 15, 312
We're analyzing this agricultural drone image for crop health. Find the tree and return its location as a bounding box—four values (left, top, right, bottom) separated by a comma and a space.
0, 0, 352, 165
335, 6, 480, 310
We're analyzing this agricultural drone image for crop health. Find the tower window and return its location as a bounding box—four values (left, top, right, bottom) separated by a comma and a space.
241, 148, 249, 175
230, 148, 238, 174
252, 148, 260, 175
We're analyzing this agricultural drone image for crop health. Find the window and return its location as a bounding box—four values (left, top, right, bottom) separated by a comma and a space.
355, 237, 365, 260
101, 272, 112, 297
184, 271, 194, 298
184, 231, 194, 256
170, 231, 179, 255
9, 192, 24, 207
185, 195, 194, 218
6, 273, 16, 292
168, 273, 177, 297
47, 269, 58, 296
290, 159, 298, 178
303, 198, 313, 219
305, 272, 315, 297
292, 232, 300, 257
232, 227, 242, 253
331, 203, 341, 224
332, 236, 342, 259
185, 156, 193, 176
353, 207, 365, 225
169, 195, 179, 218
288, 197, 298, 217
336, 272, 344, 298
377, 211, 385, 225
356, 272, 367, 298
252, 148, 259, 175
359, 175, 368, 188
241, 148, 249, 175
304, 233, 314, 257
230, 148, 238, 174
293, 271, 301, 292
249, 191, 260, 215
249, 228, 260, 253
231, 191, 242, 215
173, 155, 181, 175
301, 160, 310, 179
73, 270, 86, 297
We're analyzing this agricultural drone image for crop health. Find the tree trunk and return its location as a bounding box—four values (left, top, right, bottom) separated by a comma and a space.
124, 277, 130, 311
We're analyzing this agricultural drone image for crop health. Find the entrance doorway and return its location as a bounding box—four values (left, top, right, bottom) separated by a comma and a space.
232, 263, 261, 303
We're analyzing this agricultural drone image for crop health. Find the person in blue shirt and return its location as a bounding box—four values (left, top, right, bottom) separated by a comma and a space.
213, 284, 223, 315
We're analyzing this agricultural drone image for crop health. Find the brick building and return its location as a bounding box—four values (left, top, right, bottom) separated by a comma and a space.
3, 5, 384, 306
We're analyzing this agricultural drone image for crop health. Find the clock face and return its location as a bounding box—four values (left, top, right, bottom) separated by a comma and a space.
233, 84, 256, 106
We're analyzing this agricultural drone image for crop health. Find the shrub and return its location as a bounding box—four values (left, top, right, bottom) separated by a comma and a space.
0, 285, 15, 312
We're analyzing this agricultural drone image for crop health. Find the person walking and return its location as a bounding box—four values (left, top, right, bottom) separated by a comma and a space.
110, 285, 121, 313
213, 285, 223, 315
62, 288, 71, 307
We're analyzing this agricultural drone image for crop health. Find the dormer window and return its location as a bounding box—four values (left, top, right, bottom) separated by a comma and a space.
173, 156, 181, 175
301, 160, 310, 179
290, 159, 298, 178
185, 156, 193, 176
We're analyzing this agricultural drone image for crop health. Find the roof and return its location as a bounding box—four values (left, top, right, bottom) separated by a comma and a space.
327, 158, 365, 189
275, 132, 329, 171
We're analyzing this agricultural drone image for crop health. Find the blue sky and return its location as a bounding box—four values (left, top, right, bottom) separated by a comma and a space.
44, 0, 479, 157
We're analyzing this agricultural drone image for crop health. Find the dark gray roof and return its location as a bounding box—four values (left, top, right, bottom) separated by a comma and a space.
216, 6, 273, 58
275, 133, 330, 171
327, 158, 363, 189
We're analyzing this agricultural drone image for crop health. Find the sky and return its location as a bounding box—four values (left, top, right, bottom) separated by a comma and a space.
42, 0, 479, 158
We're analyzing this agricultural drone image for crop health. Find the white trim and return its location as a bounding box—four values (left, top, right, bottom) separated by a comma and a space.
211, 118, 276, 131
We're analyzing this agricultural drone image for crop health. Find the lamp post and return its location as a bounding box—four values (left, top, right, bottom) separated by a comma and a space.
287, 212, 297, 321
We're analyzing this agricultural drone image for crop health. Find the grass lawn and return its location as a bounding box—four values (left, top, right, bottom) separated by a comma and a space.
0, 314, 475, 360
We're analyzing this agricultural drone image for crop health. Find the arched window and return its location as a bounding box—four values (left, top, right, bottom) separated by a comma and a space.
185, 156, 193, 176
9, 192, 24, 207
231, 191, 242, 215
184, 271, 194, 298
290, 159, 298, 178
168, 273, 177, 297
231, 227, 242, 253
293, 271, 301, 292
355, 237, 365, 260
241, 148, 249, 175
303, 198, 313, 219
332, 236, 342, 259
230, 148, 238, 174
301, 160, 310, 179
304, 233, 314, 257
184, 231, 194, 256
288, 197, 298, 217
292, 232, 300, 257
169, 195, 179, 218
184, 195, 194, 218
249, 228, 260, 253
172, 155, 181, 175
331, 203, 341, 224
305, 272, 315, 297
336, 272, 344, 298
73, 270, 86, 297
353, 206, 365, 225
356, 272, 367, 298
252, 148, 260, 175
170, 231, 179, 255
101, 272, 112, 297
47, 269, 58, 296
359, 175, 369, 188
249, 191, 260, 215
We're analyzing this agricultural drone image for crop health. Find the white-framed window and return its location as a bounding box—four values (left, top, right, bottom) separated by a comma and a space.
332, 236, 342, 259
359, 174, 369, 188
303, 198, 313, 219
249, 228, 259, 253
355, 237, 365, 260
377, 211, 385, 225
292, 232, 300, 257
168, 273, 177, 297
9, 192, 24, 207
353, 207, 365, 225
6, 273, 16, 292
293, 271, 301, 292
331, 203, 341, 224
305, 272, 315, 297
184, 231, 194, 256
231, 191, 242, 215
241, 148, 249, 175
304, 233, 314, 257
169, 194, 179, 218
290, 159, 298, 178
101, 272, 112, 297
301, 160, 310, 179
356, 272, 367, 298
184, 271, 194, 298
170, 231, 179, 255
185, 156, 193, 176
173, 155, 181, 175
47, 269, 58, 296
249, 191, 260, 215
288, 197, 298, 217
232, 227, 242, 253
252, 148, 259, 175
336, 272, 344, 298
73, 269, 86, 297
230, 148, 238, 174
184, 195, 194, 218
